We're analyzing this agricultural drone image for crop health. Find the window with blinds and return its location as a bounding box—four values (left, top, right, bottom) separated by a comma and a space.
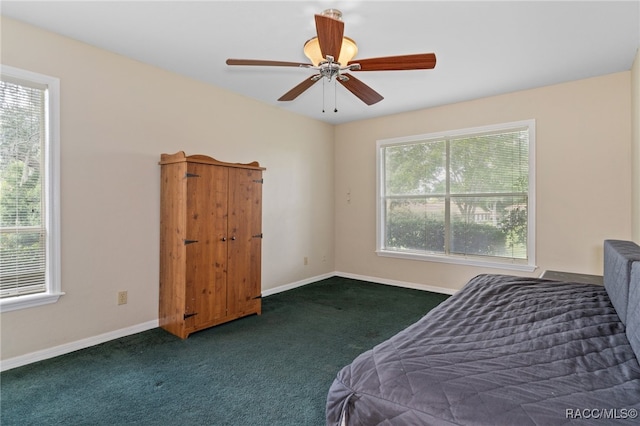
1, 66, 61, 311
376, 120, 536, 271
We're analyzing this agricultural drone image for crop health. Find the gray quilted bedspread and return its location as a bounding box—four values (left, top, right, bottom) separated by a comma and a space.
326, 275, 640, 425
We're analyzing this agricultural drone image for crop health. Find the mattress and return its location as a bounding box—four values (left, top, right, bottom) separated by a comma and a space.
326, 274, 640, 425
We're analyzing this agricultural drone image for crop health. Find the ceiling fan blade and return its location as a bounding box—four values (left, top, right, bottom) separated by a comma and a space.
349, 53, 437, 71
278, 75, 321, 101
226, 59, 311, 67
315, 14, 344, 61
338, 74, 384, 106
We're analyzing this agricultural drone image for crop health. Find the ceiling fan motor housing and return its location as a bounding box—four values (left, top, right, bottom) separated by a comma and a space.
321, 9, 343, 20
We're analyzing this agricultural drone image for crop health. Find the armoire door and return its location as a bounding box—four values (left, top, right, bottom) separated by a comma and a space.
185, 162, 228, 328
226, 167, 262, 316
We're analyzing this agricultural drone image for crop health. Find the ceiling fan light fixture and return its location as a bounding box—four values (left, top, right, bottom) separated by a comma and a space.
303, 36, 358, 66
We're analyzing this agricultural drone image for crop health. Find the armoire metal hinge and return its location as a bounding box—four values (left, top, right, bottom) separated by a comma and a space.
253, 179, 264, 184
185, 173, 200, 178
252, 233, 263, 239
183, 239, 198, 245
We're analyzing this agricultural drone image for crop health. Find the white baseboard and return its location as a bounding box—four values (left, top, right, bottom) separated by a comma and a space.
261, 272, 335, 297
334, 271, 459, 295
2, 273, 454, 371
261, 271, 457, 297
1, 319, 159, 372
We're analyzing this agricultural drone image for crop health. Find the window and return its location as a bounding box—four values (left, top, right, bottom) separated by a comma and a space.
377, 120, 535, 271
0, 66, 61, 312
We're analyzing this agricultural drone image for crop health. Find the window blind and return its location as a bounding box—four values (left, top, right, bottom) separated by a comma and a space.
380, 122, 531, 265
0, 78, 47, 298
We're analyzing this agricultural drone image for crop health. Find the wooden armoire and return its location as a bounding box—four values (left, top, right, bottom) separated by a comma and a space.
159, 151, 264, 338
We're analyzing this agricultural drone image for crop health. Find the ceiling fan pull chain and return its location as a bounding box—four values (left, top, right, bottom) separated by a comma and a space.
334, 79, 338, 113
322, 78, 326, 113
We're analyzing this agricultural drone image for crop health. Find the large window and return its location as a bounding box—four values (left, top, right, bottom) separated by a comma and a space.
377, 120, 535, 271
0, 66, 61, 312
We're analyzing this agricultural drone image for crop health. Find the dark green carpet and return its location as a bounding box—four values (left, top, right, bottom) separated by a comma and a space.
1, 277, 449, 425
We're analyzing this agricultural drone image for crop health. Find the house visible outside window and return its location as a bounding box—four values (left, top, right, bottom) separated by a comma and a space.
0, 66, 61, 312
376, 120, 536, 271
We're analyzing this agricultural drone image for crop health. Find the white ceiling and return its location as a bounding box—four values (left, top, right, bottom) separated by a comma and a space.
2, 1, 639, 125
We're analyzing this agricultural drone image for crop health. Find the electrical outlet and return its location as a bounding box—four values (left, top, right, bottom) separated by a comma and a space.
118, 291, 128, 305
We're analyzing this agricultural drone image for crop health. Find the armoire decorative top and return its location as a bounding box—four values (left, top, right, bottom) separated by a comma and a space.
159, 151, 265, 170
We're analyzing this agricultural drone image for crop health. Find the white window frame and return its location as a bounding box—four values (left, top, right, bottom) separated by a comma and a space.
0, 65, 62, 312
376, 120, 537, 272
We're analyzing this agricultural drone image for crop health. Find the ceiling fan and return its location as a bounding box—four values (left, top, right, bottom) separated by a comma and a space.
226, 9, 436, 106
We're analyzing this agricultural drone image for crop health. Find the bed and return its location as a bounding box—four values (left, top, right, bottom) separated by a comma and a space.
326, 240, 640, 425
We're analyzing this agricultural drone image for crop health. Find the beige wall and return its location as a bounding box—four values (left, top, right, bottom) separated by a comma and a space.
632, 48, 640, 243
335, 72, 633, 291
1, 16, 636, 363
0, 18, 335, 360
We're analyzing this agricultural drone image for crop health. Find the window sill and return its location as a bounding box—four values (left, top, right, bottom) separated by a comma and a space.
376, 249, 537, 272
0, 292, 65, 313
